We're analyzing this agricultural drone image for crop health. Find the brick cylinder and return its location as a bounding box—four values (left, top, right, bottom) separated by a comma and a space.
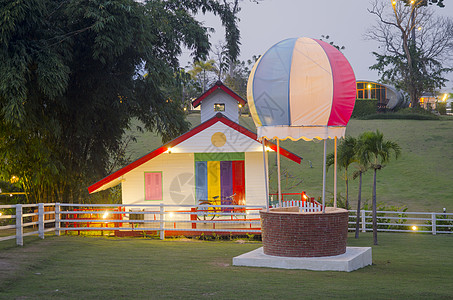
260, 207, 348, 257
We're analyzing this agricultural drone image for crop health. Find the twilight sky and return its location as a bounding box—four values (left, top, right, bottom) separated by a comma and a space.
182, 0, 453, 92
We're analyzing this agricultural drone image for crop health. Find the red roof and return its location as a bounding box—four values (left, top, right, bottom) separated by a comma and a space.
88, 114, 302, 194
192, 81, 246, 108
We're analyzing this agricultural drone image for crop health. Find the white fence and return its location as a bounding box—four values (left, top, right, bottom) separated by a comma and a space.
0, 203, 56, 246
272, 200, 322, 213
1, 203, 452, 246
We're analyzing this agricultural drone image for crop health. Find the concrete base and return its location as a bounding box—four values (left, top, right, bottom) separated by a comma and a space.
233, 247, 372, 272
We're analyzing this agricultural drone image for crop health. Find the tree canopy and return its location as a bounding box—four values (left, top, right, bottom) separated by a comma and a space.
0, 0, 241, 203
367, 0, 453, 108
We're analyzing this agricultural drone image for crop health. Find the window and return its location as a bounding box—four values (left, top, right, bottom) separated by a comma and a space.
214, 103, 225, 112
145, 172, 162, 201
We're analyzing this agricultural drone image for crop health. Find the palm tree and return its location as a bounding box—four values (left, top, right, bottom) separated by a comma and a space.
358, 130, 401, 245
327, 136, 357, 209
352, 139, 368, 239
188, 60, 216, 92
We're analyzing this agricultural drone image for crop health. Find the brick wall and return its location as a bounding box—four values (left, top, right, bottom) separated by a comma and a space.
260, 207, 348, 257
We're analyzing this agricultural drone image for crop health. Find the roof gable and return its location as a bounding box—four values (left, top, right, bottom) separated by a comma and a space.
192, 81, 246, 108
88, 114, 301, 194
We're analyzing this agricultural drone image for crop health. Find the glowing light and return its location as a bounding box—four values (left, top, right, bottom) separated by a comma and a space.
10, 175, 18, 183
103, 212, 109, 219
168, 212, 174, 219
166, 147, 172, 154
442, 94, 448, 102
392, 0, 396, 5
367, 84, 372, 89
418, 26, 422, 31
238, 104, 242, 108
411, 226, 418, 231
302, 194, 308, 200
0, 211, 3, 217
265, 146, 272, 152
183, 107, 187, 111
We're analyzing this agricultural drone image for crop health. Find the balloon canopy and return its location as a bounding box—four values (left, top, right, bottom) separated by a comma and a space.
247, 37, 357, 141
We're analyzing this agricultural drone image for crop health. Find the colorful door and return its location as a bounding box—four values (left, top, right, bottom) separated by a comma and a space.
195, 153, 245, 210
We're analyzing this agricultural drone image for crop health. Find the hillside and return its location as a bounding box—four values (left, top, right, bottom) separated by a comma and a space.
125, 114, 453, 212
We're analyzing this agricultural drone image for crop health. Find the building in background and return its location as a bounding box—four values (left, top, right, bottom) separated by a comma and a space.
356, 80, 406, 110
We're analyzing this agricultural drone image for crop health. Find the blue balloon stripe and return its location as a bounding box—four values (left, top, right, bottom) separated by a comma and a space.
252, 38, 297, 126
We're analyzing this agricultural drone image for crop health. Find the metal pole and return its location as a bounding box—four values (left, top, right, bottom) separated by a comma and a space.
334, 136, 337, 208
322, 139, 327, 213
262, 138, 270, 212
277, 139, 282, 207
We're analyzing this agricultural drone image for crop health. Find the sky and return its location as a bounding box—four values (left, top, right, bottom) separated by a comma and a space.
181, 0, 453, 92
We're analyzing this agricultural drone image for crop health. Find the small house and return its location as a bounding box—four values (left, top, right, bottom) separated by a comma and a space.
88, 81, 301, 209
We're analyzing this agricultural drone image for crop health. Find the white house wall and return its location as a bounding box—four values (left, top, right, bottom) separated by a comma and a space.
122, 153, 196, 207
174, 122, 262, 153
200, 90, 239, 123
121, 152, 268, 208
244, 152, 266, 207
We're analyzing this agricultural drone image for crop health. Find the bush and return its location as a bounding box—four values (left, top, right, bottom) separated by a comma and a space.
437, 102, 447, 115
362, 202, 409, 230
425, 214, 453, 232
360, 107, 439, 120
351, 100, 378, 118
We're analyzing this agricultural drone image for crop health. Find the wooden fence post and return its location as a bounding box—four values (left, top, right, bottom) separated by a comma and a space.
16, 204, 23, 246
38, 203, 44, 239
159, 203, 165, 240
361, 210, 366, 233
55, 203, 61, 236
432, 213, 436, 235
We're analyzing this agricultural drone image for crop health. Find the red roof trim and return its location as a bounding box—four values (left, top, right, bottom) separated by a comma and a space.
192, 81, 246, 108
87, 114, 301, 194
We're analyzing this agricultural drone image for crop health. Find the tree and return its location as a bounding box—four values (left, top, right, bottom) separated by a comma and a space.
319, 35, 345, 52
352, 139, 369, 239
367, 0, 453, 108
188, 60, 217, 92
0, 0, 241, 203
327, 136, 358, 210
358, 130, 401, 245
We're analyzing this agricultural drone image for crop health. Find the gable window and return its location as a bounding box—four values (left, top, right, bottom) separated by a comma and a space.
145, 172, 162, 201
214, 103, 225, 112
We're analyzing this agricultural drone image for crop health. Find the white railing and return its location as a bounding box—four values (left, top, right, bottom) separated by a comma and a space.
1, 203, 452, 246
272, 200, 322, 213
56, 203, 264, 240
347, 210, 453, 235
0, 203, 56, 246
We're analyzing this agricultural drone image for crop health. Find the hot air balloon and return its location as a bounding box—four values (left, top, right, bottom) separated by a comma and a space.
247, 37, 357, 210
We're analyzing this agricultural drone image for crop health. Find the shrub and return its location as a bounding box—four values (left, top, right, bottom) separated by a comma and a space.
361, 107, 439, 120
351, 100, 378, 118
362, 202, 409, 230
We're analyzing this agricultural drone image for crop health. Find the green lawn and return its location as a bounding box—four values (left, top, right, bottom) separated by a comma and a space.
125, 115, 453, 212
0, 234, 452, 299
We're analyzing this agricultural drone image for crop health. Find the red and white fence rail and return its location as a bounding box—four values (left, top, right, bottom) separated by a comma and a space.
1, 203, 452, 246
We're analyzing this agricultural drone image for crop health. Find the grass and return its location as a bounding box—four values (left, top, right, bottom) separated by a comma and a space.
124, 115, 453, 212
0, 233, 452, 299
